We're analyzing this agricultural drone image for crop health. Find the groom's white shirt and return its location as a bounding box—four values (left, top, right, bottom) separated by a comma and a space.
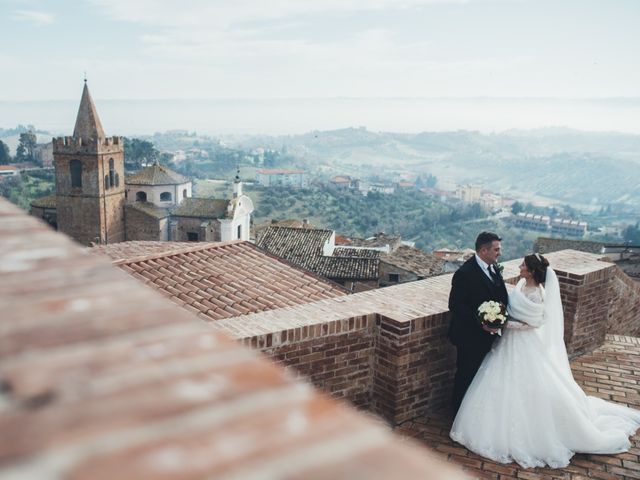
475, 254, 494, 280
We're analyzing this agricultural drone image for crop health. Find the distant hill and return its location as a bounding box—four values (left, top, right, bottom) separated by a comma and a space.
222, 128, 640, 207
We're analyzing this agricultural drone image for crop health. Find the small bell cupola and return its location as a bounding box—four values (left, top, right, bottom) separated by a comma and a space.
233, 166, 243, 198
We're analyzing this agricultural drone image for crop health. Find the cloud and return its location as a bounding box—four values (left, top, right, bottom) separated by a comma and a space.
90, 0, 473, 28
12, 10, 55, 26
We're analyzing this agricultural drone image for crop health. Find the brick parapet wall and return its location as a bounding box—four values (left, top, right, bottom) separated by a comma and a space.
607, 266, 640, 337
372, 312, 454, 424
557, 265, 617, 358
257, 315, 377, 409
215, 249, 639, 425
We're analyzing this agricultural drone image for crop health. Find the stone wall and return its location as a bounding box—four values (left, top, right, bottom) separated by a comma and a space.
53, 150, 126, 245
214, 250, 640, 425
124, 205, 163, 241
378, 260, 418, 287
173, 216, 221, 242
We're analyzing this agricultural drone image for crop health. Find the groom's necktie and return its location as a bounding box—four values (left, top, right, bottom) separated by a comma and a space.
488, 266, 500, 285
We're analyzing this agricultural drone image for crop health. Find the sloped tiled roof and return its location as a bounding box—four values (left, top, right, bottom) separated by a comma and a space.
126, 164, 189, 186
95, 240, 347, 321
256, 226, 379, 280
125, 202, 171, 219
381, 245, 446, 278
330, 176, 353, 183
171, 197, 229, 218
333, 247, 381, 259
256, 226, 333, 267
315, 256, 379, 280
253, 219, 315, 240
30, 194, 57, 208
89, 240, 196, 262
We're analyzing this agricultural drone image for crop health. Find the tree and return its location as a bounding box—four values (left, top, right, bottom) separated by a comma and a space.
124, 138, 158, 170
511, 201, 524, 215
0, 140, 10, 165
16, 131, 37, 162
623, 222, 640, 244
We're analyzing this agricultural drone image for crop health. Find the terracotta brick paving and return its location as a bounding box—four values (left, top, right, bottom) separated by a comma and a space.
395, 335, 640, 479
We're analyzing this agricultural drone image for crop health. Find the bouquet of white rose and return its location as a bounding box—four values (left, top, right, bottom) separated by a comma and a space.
477, 300, 508, 335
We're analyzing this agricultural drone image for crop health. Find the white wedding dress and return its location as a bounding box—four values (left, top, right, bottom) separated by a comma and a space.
450, 268, 640, 468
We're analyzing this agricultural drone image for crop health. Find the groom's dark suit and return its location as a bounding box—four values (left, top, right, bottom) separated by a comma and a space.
448, 255, 508, 412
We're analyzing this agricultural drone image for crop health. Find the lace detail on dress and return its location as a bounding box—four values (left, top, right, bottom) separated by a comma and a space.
522, 285, 543, 304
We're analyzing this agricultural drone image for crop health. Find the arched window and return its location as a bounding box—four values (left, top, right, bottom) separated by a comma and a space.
237, 225, 242, 239
70, 160, 82, 188
109, 158, 115, 188
136, 191, 147, 202
160, 192, 172, 201
183, 189, 187, 199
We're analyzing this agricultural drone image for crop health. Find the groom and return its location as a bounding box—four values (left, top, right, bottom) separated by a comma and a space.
448, 231, 508, 413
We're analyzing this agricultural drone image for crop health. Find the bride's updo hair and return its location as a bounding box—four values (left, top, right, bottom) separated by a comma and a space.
524, 253, 550, 284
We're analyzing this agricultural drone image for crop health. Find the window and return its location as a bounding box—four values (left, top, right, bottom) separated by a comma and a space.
108, 158, 115, 188
237, 225, 242, 239
183, 189, 187, 199
70, 160, 82, 188
104, 175, 109, 190
160, 192, 172, 201
115, 173, 120, 187
136, 191, 147, 202
187, 232, 198, 241
388, 273, 400, 283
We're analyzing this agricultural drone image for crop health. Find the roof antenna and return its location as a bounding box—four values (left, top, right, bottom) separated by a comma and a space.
84, 71, 87, 84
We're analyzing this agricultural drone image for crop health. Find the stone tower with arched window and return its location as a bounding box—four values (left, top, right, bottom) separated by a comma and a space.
53, 81, 125, 244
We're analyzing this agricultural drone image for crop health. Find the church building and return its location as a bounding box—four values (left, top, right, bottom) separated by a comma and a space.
31, 81, 253, 245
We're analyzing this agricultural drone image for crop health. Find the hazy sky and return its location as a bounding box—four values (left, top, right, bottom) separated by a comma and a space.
2, 0, 640, 101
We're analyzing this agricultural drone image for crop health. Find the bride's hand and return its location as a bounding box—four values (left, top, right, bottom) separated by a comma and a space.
482, 324, 500, 334
506, 321, 532, 330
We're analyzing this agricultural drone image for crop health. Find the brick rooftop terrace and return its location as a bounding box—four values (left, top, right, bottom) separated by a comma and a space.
396, 334, 640, 479
0, 197, 466, 478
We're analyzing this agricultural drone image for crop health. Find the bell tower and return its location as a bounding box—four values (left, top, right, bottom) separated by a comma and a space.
53, 80, 125, 244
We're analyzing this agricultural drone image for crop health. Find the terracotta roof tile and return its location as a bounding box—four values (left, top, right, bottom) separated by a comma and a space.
380, 245, 446, 278
92, 240, 347, 321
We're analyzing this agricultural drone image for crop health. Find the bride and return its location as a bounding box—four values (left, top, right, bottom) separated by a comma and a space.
450, 253, 640, 468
